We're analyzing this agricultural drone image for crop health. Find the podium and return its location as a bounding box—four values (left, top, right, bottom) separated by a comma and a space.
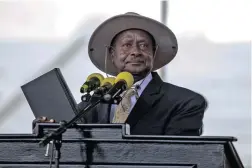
0, 123, 244, 168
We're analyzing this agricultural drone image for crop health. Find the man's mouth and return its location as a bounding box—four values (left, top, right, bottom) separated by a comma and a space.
127, 61, 144, 64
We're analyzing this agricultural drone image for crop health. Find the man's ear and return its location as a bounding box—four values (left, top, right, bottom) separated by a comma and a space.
109, 47, 115, 63
111, 55, 115, 64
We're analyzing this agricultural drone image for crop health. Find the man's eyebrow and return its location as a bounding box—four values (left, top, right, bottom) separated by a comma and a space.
137, 39, 149, 43
121, 38, 133, 42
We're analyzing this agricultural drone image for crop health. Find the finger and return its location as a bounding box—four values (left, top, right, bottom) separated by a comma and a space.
32, 117, 46, 129
32, 118, 40, 129
49, 119, 55, 123
40, 116, 47, 121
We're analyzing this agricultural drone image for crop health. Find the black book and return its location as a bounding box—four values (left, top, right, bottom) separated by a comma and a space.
21, 68, 79, 122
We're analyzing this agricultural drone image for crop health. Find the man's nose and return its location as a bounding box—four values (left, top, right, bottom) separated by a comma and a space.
130, 45, 142, 57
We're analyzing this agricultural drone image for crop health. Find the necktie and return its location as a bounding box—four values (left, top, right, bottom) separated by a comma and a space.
112, 88, 135, 123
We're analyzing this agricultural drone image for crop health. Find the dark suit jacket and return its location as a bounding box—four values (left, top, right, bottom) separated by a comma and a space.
78, 72, 207, 136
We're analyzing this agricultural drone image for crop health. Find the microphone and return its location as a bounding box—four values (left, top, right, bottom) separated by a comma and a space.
80, 73, 104, 93
94, 77, 115, 95
104, 72, 134, 100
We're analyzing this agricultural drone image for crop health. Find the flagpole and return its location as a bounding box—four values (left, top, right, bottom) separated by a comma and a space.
159, 0, 169, 81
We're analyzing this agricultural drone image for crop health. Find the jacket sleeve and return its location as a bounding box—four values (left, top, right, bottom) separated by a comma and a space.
164, 95, 208, 136
77, 101, 98, 123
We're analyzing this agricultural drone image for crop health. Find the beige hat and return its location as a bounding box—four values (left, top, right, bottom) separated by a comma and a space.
88, 12, 178, 76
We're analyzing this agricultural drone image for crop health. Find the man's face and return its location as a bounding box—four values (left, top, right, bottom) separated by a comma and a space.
110, 29, 154, 76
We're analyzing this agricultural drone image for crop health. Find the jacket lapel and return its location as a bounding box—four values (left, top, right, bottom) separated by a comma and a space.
126, 72, 164, 129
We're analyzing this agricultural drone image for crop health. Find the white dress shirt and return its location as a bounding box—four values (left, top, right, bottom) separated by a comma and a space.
109, 73, 153, 122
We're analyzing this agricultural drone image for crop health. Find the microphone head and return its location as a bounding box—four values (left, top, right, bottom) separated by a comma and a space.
87, 73, 104, 83
81, 73, 104, 93
101, 77, 115, 86
115, 72, 134, 89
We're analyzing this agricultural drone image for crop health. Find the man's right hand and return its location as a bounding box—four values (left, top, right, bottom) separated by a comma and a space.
32, 116, 56, 129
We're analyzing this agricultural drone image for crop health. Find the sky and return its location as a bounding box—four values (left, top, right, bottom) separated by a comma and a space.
0, 0, 251, 42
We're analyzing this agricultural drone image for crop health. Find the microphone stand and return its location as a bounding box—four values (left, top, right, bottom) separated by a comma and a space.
39, 97, 102, 145
38, 97, 102, 168
39, 92, 123, 168
54, 133, 62, 168
81, 93, 92, 102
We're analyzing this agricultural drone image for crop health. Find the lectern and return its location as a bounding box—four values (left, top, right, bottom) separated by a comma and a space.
0, 123, 244, 168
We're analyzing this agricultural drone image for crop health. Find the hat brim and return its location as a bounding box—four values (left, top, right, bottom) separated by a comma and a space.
88, 14, 178, 76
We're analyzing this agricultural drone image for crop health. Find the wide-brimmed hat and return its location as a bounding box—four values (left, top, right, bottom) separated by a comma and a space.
88, 12, 178, 76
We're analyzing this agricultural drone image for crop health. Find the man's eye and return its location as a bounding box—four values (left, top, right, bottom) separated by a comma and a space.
123, 44, 132, 47
139, 44, 148, 49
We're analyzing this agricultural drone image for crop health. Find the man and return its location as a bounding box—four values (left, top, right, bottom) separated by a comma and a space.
35, 12, 207, 136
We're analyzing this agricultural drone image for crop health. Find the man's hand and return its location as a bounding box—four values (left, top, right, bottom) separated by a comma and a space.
32, 116, 56, 130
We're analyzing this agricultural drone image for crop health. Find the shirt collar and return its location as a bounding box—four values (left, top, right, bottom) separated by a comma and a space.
133, 73, 153, 96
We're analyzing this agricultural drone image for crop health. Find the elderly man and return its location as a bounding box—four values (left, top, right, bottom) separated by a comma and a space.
35, 12, 207, 136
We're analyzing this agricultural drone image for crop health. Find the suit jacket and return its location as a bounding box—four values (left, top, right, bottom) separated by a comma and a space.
78, 72, 207, 136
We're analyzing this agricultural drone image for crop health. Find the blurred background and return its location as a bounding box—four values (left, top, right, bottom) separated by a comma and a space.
0, 0, 251, 167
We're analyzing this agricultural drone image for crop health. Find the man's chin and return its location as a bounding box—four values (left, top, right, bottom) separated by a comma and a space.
123, 68, 148, 75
